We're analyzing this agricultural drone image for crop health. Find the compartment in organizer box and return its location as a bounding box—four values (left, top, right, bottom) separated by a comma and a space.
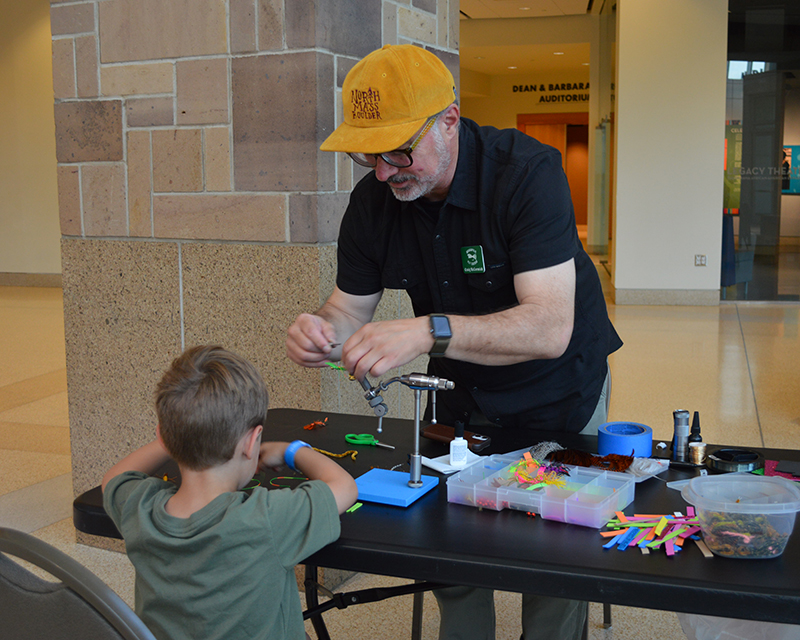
446, 453, 635, 529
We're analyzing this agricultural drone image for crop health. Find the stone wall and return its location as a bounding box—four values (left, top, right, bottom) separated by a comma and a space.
50, 0, 460, 517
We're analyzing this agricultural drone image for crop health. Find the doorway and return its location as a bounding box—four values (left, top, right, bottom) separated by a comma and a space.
517, 113, 589, 230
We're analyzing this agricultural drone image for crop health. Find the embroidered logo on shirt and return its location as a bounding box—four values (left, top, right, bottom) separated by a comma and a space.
461, 246, 486, 274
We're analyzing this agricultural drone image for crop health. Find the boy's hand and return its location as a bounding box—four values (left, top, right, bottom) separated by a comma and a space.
258, 440, 358, 513
101, 438, 171, 492
257, 441, 290, 472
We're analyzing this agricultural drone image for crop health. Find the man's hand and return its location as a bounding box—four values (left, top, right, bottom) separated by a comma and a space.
341, 316, 433, 380
286, 313, 338, 368
286, 288, 383, 371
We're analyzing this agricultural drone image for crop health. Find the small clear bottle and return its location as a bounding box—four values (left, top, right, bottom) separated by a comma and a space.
450, 420, 468, 468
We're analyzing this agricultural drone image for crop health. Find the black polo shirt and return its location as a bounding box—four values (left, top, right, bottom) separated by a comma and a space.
336, 117, 622, 432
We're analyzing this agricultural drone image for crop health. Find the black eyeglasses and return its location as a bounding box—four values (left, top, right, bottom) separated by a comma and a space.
347, 117, 437, 169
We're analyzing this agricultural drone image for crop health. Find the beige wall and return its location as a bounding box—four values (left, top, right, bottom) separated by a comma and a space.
461, 15, 594, 130
0, 0, 61, 277
613, 0, 728, 304
462, 71, 591, 130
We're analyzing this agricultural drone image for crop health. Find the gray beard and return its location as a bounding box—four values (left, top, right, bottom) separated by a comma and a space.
388, 128, 451, 202
388, 175, 429, 202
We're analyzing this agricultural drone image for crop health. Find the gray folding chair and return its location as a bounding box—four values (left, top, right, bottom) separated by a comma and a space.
0, 527, 155, 640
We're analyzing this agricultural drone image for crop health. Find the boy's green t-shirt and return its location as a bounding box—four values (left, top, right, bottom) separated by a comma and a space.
104, 471, 340, 640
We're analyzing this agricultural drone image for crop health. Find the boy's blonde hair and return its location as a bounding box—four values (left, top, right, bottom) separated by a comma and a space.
155, 345, 269, 470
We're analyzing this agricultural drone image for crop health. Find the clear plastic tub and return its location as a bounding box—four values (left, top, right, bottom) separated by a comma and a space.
446, 453, 635, 529
681, 474, 800, 559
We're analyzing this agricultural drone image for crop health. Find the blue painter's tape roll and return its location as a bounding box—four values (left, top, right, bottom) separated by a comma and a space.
597, 422, 653, 458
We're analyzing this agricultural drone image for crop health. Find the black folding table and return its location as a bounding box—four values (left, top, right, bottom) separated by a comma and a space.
74, 408, 800, 636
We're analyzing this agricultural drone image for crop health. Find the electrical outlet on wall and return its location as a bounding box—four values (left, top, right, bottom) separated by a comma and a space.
695, 254, 707, 267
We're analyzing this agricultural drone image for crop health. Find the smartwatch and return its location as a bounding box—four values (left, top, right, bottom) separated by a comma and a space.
428, 314, 452, 357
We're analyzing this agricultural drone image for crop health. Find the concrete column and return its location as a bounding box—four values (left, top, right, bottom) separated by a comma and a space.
613, 0, 728, 304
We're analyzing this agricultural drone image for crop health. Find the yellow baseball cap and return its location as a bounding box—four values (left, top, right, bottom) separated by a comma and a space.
320, 44, 456, 154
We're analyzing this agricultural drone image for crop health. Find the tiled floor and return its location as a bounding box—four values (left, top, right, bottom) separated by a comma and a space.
1, 281, 799, 639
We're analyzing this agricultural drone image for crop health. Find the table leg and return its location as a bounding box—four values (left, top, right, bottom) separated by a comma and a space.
304, 564, 331, 640
411, 586, 424, 640
603, 602, 612, 628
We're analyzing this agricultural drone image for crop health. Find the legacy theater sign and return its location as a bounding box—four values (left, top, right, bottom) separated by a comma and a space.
512, 81, 589, 104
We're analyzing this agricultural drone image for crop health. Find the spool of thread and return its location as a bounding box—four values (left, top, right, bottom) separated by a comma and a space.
688, 442, 707, 465
597, 422, 653, 458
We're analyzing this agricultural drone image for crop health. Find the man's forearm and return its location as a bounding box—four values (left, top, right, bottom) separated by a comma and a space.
314, 288, 381, 348
442, 260, 576, 366
314, 302, 363, 344
446, 303, 573, 366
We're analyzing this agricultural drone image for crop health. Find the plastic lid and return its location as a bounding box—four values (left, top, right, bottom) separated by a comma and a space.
681, 474, 800, 514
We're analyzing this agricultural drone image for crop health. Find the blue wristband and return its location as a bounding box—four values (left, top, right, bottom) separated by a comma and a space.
284, 440, 311, 471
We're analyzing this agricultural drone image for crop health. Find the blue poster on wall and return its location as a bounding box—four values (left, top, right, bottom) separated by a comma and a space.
782, 146, 800, 194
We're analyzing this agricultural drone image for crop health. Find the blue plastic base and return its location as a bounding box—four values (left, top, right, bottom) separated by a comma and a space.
355, 468, 439, 507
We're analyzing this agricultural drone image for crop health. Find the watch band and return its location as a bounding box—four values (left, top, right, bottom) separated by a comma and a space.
429, 314, 451, 358
284, 440, 311, 471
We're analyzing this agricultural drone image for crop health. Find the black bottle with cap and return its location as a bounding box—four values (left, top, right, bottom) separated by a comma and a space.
689, 411, 703, 443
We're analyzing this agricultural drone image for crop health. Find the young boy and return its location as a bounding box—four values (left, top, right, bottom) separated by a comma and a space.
102, 345, 358, 640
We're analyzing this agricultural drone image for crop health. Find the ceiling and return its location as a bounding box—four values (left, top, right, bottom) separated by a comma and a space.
459, 0, 591, 20
459, 40, 590, 77
459, 0, 594, 77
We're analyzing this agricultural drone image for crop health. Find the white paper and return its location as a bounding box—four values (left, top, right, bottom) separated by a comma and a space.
422, 449, 483, 474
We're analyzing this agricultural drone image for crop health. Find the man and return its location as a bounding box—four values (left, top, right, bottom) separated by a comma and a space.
286, 44, 622, 640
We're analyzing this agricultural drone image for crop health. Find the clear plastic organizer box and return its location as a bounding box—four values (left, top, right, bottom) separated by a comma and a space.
446, 453, 636, 529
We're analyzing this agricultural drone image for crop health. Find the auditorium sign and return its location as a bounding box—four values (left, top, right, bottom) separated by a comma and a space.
512, 81, 590, 104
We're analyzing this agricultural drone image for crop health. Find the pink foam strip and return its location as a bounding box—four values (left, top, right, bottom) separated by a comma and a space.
631, 528, 651, 547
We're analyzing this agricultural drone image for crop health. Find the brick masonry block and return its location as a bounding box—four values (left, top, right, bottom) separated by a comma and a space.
57, 165, 81, 236
54, 100, 123, 163
398, 6, 436, 44
257, 0, 284, 51
286, 0, 380, 57
52, 38, 76, 100
413, 0, 437, 14
127, 130, 153, 237
447, 0, 459, 49
81, 163, 127, 236
101, 62, 174, 96
204, 127, 232, 192
50, 3, 95, 36
383, 3, 398, 45
230, 0, 257, 53
75, 35, 99, 98
153, 194, 286, 241
152, 129, 203, 192
176, 58, 229, 125
289, 193, 348, 244
126, 97, 175, 127
429, 46, 460, 90
232, 52, 335, 191
98, 0, 227, 63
